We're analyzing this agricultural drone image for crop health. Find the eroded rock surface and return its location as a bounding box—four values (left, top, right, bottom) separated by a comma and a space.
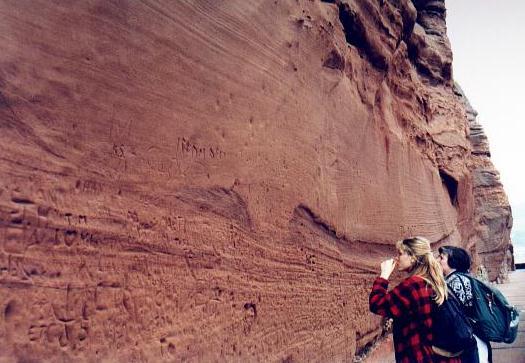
0, 0, 512, 361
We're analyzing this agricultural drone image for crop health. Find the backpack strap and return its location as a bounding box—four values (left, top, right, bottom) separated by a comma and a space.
447, 288, 461, 304
455, 272, 480, 325
447, 271, 466, 303
456, 272, 468, 297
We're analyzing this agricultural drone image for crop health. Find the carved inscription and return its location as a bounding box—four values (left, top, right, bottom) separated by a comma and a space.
1, 195, 93, 255
398, 224, 417, 236
28, 315, 90, 348
177, 137, 226, 160
105, 136, 226, 178
75, 179, 104, 194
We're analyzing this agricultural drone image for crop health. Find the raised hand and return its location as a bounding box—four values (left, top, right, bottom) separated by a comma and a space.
380, 258, 397, 280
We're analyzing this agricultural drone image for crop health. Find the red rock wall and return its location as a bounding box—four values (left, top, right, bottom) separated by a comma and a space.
0, 0, 512, 361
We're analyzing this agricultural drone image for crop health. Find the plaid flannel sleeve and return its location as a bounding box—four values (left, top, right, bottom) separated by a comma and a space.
369, 277, 413, 318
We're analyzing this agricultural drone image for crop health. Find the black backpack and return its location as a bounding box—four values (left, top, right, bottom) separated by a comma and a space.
457, 273, 520, 343
432, 292, 476, 357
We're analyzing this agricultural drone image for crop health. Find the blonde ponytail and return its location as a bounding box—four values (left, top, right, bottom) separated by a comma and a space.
396, 237, 448, 305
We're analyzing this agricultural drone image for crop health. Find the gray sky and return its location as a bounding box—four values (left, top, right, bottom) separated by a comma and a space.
446, 0, 525, 262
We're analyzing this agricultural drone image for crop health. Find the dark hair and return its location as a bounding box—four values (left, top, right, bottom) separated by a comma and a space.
438, 245, 471, 273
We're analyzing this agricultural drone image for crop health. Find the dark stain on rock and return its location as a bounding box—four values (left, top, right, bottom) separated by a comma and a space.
175, 187, 252, 228
323, 49, 345, 71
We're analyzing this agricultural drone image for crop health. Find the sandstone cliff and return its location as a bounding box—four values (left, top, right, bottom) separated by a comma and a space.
0, 0, 512, 361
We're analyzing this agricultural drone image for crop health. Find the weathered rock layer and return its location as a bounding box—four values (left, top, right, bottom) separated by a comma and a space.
0, 0, 512, 361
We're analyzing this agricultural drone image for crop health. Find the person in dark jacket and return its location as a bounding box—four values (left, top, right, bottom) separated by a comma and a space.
437, 245, 491, 363
369, 237, 461, 363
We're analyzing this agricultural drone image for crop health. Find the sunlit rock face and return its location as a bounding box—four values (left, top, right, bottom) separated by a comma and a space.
0, 0, 512, 361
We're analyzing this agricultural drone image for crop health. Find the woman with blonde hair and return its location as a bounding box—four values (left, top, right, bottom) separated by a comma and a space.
369, 237, 462, 363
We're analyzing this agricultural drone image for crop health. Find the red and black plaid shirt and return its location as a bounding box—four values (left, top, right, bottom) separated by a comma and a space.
369, 276, 461, 363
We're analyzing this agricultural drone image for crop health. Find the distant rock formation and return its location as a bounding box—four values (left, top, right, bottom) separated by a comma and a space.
0, 0, 512, 361
455, 84, 514, 282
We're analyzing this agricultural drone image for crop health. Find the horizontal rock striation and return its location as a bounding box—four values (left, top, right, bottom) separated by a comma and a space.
0, 0, 512, 361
